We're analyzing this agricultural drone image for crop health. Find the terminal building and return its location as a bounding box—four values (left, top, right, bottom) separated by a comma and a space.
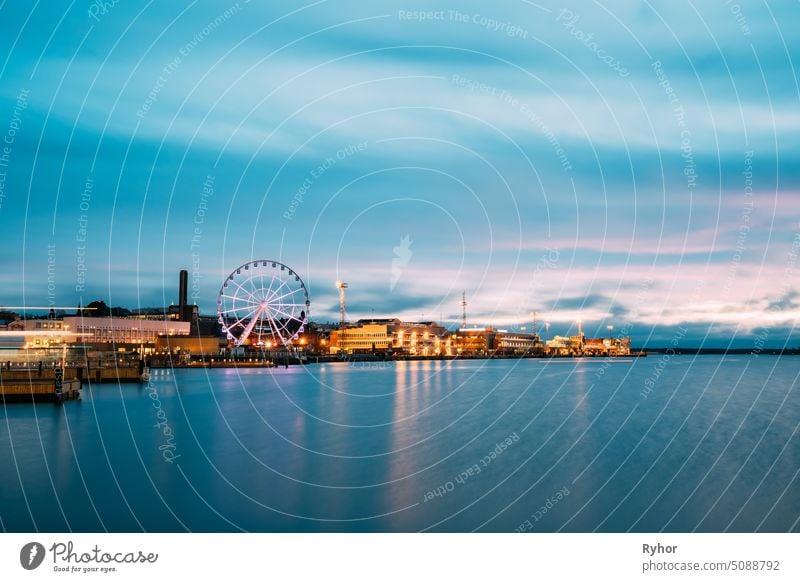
1, 269, 199, 352
545, 333, 631, 356
392, 320, 452, 356
450, 328, 542, 356
583, 336, 631, 356
330, 321, 392, 353
4, 316, 190, 349
329, 319, 451, 355
61, 316, 189, 344
5, 319, 77, 349
489, 329, 543, 355
545, 334, 584, 356
329, 321, 543, 357
450, 328, 492, 355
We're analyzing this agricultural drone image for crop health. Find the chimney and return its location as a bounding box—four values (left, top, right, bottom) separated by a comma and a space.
179, 269, 188, 321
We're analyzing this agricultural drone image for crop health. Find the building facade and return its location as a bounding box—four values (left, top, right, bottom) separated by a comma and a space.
155, 335, 222, 355
546, 334, 631, 356
329, 323, 391, 353
329, 319, 451, 355
450, 328, 492, 355
5, 319, 76, 348
489, 330, 543, 355
61, 316, 190, 344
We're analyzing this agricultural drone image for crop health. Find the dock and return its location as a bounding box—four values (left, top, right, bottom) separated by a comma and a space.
0, 360, 147, 403
0, 375, 81, 402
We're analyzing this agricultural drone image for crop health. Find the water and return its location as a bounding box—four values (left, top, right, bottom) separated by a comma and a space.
1, 356, 798, 532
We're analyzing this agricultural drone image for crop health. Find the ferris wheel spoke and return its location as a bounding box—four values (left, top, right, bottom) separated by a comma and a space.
262, 274, 280, 303
269, 287, 304, 303
226, 304, 262, 330
274, 302, 305, 317
271, 307, 302, 321
246, 275, 264, 300
268, 305, 297, 319
268, 275, 299, 300
264, 278, 291, 302
238, 304, 266, 345
272, 312, 295, 331
259, 267, 269, 301
225, 315, 252, 333
273, 326, 288, 346
227, 280, 258, 302
220, 294, 259, 305
269, 306, 300, 321
220, 304, 260, 315
255, 304, 281, 338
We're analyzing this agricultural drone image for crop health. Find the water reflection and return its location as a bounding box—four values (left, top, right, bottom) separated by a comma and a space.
0, 357, 797, 531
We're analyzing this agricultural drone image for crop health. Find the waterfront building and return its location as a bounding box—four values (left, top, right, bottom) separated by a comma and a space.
546, 333, 631, 356
128, 307, 184, 321
545, 335, 575, 356
294, 325, 330, 354
490, 330, 543, 355
451, 327, 492, 355
155, 335, 222, 355
61, 316, 189, 344
583, 338, 608, 355
568, 334, 585, 352
450, 328, 543, 356
607, 337, 631, 356
329, 319, 451, 355
330, 322, 391, 354
392, 320, 451, 356
5, 319, 76, 348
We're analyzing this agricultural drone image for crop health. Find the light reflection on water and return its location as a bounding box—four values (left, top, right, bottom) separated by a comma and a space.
0, 356, 797, 532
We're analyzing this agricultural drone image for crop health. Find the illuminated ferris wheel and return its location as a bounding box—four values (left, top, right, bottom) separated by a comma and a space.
216, 260, 310, 347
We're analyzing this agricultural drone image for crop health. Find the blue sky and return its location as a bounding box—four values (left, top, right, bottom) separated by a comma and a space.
0, 1, 798, 346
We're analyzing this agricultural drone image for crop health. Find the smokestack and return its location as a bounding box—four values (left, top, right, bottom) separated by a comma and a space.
179, 269, 188, 321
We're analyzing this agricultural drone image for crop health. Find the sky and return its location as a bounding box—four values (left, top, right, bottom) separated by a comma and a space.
0, 0, 798, 347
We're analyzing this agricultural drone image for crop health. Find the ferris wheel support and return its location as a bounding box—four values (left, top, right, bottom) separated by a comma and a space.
238, 303, 266, 346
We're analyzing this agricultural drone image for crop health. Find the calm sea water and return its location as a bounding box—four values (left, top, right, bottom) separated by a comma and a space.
1, 356, 798, 532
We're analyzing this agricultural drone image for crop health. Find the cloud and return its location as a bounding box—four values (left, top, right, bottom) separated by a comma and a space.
0, 1, 798, 347
767, 290, 800, 312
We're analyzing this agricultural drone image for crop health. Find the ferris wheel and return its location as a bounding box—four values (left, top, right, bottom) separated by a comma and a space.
217, 260, 310, 347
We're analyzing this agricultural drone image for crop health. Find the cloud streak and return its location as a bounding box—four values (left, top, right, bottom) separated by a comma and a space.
0, 1, 798, 346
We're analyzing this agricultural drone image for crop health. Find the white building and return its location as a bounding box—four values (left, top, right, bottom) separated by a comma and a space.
61, 316, 190, 343
4, 319, 77, 348
3, 317, 190, 347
